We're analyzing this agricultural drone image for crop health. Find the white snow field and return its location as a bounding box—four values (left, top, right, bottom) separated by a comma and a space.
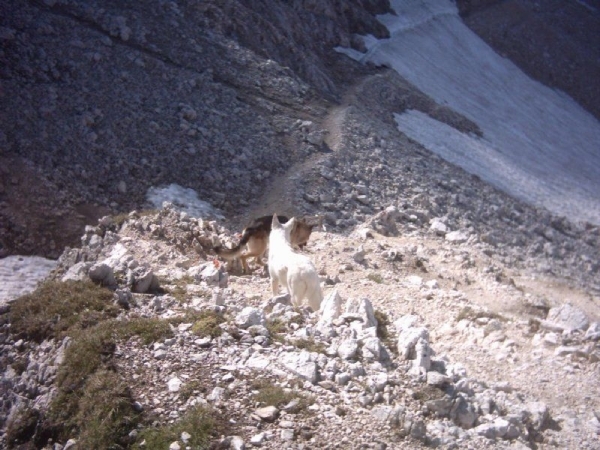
0, 256, 57, 306
338, 0, 600, 225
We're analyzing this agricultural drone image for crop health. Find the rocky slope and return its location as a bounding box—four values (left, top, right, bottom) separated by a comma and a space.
0, 0, 389, 257
1, 201, 598, 449
2, 64, 600, 447
3, 0, 599, 258
1, 1, 600, 449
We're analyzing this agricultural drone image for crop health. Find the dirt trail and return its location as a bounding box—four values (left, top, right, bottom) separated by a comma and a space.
227, 102, 349, 231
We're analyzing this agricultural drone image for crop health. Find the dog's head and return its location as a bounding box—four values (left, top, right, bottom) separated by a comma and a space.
291, 219, 314, 247
272, 214, 296, 242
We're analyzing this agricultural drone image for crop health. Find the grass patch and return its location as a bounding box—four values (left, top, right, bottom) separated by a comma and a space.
164, 275, 197, 303
47, 316, 175, 447
133, 406, 216, 450
411, 384, 445, 403
71, 370, 139, 448
111, 209, 158, 227
265, 318, 286, 343
289, 308, 306, 326
253, 382, 314, 412
456, 306, 506, 323
191, 312, 224, 338
166, 309, 224, 338
121, 317, 174, 345
367, 272, 384, 284
9, 280, 120, 343
179, 380, 205, 402
294, 338, 326, 354
5, 408, 41, 448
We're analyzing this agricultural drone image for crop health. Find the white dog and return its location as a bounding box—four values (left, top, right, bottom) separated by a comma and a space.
268, 214, 323, 312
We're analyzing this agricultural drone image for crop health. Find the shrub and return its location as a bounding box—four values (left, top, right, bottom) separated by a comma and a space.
265, 318, 286, 342
374, 309, 397, 356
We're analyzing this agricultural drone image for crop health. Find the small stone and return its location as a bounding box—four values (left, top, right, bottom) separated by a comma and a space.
230, 436, 245, 450
250, 432, 265, 446
195, 337, 212, 348
445, 230, 468, 243
63, 440, 77, 450
353, 247, 366, 263
585, 322, 600, 341
168, 377, 182, 392
169, 442, 181, 450
235, 307, 266, 329
255, 406, 279, 422
427, 371, 451, 387
154, 349, 167, 360
180, 431, 191, 443
280, 428, 295, 441
337, 339, 359, 360
207, 387, 226, 402
547, 303, 589, 332
430, 219, 448, 236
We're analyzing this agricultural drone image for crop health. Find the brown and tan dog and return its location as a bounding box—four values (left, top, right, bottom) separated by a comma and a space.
214, 214, 317, 273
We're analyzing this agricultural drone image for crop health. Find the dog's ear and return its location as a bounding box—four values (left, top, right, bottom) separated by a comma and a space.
318, 215, 324, 229
272, 213, 282, 229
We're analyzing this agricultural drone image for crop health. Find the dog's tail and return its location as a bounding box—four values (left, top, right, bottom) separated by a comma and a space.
213, 228, 255, 260
213, 244, 245, 260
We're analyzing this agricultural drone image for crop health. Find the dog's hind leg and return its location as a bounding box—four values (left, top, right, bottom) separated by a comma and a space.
271, 278, 280, 296
240, 254, 250, 274
254, 248, 267, 267
307, 284, 323, 312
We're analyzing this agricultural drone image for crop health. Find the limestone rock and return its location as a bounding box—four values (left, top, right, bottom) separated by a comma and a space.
547, 303, 589, 332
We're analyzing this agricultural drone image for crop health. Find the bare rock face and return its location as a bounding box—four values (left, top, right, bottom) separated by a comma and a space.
0, 0, 391, 257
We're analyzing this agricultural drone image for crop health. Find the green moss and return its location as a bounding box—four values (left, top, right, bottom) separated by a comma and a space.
120, 317, 174, 345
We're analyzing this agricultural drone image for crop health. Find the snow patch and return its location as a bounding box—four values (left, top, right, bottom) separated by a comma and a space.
0, 256, 57, 305
146, 183, 224, 220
